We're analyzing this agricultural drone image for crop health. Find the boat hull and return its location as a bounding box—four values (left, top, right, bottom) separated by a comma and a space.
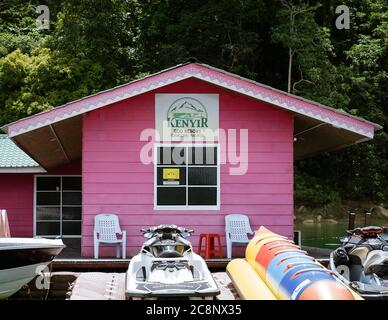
0, 239, 64, 299
0, 246, 63, 270
0, 263, 49, 299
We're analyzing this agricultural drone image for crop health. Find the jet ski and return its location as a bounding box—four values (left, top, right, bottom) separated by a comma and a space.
329, 226, 388, 299
125, 224, 220, 299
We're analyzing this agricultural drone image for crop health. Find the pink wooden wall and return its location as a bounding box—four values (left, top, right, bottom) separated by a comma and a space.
0, 161, 81, 237
0, 174, 34, 236
82, 78, 294, 257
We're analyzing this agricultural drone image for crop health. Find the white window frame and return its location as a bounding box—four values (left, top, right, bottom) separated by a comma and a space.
34, 175, 82, 238
154, 143, 220, 211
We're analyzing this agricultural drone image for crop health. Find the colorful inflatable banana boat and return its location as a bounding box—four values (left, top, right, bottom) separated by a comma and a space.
227, 226, 362, 300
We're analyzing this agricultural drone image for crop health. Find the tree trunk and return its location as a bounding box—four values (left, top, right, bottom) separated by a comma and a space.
287, 11, 295, 94
288, 48, 293, 93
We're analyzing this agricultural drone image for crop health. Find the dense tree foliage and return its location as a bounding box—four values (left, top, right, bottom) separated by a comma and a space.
0, 0, 387, 206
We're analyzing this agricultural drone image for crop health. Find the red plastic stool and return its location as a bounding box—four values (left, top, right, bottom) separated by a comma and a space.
198, 233, 223, 259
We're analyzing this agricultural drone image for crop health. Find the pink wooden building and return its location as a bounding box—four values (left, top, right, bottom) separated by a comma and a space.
0, 63, 381, 257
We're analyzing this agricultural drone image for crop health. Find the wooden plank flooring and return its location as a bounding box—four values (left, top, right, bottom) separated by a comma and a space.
66, 272, 237, 300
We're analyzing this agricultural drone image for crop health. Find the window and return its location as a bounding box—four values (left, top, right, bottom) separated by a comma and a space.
155, 145, 220, 210
35, 176, 82, 238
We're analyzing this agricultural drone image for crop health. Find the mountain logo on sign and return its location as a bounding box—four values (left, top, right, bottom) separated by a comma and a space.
167, 97, 208, 128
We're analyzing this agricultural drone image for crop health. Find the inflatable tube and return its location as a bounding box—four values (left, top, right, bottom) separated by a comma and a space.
226, 259, 277, 300
246, 236, 294, 276
242, 226, 362, 300
266, 255, 320, 295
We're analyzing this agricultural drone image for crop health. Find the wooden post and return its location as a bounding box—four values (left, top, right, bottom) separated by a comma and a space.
348, 212, 356, 230
364, 212, 372, 227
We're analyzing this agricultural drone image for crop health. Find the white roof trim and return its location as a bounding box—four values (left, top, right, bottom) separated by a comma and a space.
7, 73, 193, 138
192, 74, 374, 139
4, 63, 379, 140
0, 166, 47, 173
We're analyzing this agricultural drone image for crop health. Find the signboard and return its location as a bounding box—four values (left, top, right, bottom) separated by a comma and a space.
162, 168, 180, 185
163, 168, 180, 180
155, 94, 219, 141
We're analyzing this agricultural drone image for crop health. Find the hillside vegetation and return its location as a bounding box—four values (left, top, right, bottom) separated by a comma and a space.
0, 0, 387, 210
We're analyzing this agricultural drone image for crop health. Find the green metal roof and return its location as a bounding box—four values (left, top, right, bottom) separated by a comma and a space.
0, 135, 39, 168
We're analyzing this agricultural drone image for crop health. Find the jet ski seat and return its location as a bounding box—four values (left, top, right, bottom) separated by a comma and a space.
363, 250, 388, 275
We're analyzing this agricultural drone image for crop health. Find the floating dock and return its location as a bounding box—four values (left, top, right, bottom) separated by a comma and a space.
66, 272, 238, 300
68, 273, 125, 300
10, 257, 329, 300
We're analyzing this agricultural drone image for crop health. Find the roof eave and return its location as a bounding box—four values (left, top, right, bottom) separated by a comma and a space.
0, 62, 190, 134
198, 62, 383, 132
3, 62, 382, 139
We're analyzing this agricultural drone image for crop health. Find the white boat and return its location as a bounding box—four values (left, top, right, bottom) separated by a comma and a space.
126, 225, 220, 299
0, 238, 65, 299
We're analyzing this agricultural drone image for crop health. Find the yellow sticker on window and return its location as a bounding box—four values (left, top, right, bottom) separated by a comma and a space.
163, 168, 180, 180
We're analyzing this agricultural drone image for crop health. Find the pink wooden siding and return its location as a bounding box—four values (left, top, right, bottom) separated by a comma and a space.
82, 78, 294, 257
0, 174, 34, 236
0, 161, 81, 237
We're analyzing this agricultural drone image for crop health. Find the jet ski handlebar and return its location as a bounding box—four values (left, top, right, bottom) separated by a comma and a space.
346, 226, 388, 236
141, 225, 194, 238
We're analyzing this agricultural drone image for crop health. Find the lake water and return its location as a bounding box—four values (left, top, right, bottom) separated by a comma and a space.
295, 217, 387, 249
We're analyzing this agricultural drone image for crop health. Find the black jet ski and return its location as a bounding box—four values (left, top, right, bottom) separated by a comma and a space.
329, 226, 388, 299
125, 224, 220, 299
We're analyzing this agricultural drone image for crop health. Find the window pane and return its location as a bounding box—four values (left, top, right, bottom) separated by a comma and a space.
157, 187, 186, 206
62, 221, 82, 235
36, 222, 60, 236
37, 192, 60, 205
188, 167, 217, 185
63, 192, 82, 205
188, 147, 217, 165
157, 147, 186, 165
63, 207, 82, 220
157, 167, 186, 185
37, 177, 61, 191
36, 207, 60, 220
188, 187, 217, 206
62, 177, 81, 190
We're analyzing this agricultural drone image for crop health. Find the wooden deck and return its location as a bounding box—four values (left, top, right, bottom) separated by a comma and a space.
69, 272, 126, 300
11, 257, 329, 300
67, 272, 238, 300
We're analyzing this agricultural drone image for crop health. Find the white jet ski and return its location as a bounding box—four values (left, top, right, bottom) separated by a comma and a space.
125, 224, 220, 299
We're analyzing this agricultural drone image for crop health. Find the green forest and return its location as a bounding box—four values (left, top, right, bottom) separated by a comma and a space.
0, 0, 387, 214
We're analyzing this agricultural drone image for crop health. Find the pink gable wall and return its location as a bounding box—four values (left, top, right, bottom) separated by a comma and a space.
0, 161, 81, 237
82, 78, 294, 257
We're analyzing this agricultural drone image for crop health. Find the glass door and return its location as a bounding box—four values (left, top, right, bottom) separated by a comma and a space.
35, 176, 82, 238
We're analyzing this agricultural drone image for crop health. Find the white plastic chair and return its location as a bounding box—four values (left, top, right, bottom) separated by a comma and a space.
225, 214, 254, 259
94, 214, 126, 259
